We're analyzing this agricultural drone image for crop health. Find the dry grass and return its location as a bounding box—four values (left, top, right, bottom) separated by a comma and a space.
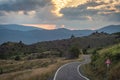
0, 58, 57, 74
0, 57, 79, 80
81, 64, 100, 80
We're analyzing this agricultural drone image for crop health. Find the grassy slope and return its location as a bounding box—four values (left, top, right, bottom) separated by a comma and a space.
83, 43, 120, 80
0, 58, 57, 74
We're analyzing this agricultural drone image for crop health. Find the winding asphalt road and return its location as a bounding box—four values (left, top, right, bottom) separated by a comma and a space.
53, 55, 91, 80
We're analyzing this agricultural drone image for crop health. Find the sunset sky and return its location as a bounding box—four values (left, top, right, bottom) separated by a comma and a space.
0, 0, 120, 30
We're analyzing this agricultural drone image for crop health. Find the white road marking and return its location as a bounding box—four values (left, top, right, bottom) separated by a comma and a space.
53, 55, 91, 80
53, 62, 71, 80
53, 62, 90, 80
77, 64, 90, 80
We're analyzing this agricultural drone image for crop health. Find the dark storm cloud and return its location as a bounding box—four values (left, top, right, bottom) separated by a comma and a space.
0, 0, 50, 12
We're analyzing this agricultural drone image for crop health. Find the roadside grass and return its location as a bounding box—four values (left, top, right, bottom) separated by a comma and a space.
0, 58, 57, 74
81, 43, 120, 80
81, 64, 102, 80
0, 57, 80, 80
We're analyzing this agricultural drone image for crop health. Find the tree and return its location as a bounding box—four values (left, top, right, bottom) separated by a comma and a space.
19, 41, 22, 44
15, 55, 21, 61
70, 34, 75, 39
82, 49, 87, 54
0, 68, 3, 74
68, 46, 80, 59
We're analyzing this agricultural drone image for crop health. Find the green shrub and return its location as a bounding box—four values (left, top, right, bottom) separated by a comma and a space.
68, 46, 80, 59
15, 55, 21, 61
0, 68, 3, 74
85, 43, 120, 80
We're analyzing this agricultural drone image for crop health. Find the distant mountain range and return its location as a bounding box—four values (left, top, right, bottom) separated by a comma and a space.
0, 24, 120, 44
0, 24, 43, 31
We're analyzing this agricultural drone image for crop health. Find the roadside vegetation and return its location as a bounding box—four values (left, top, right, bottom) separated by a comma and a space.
82, 43, 120, 80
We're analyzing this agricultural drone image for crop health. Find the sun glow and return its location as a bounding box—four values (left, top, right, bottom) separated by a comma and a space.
22, 24, 56, 30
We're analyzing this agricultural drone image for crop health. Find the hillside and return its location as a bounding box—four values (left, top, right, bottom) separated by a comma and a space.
98, 25, 120, 33
83, 43, 120, 80
0, 32, 120, 60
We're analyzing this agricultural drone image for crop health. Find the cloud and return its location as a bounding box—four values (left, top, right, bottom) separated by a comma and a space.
0, 0, 119, 20
0, 0, 54, 22
87, 0, 120, 15
52, 0, 120, 22
60, 2, 98, 20
51, 0, 89, 17
102, 13, 120, 22
0, 11, 6, 16
0, 0, 120, 30
0, 0, 50, 12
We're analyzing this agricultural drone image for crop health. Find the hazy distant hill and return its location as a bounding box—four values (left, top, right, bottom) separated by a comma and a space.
0, 24, 43, 31
98, 25, 120, 33
0, 24, 120, 44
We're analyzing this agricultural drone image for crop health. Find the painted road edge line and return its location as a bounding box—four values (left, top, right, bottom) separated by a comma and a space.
53, 62, 80, 80
77, 64, 90, 80
53, 62, 71, 80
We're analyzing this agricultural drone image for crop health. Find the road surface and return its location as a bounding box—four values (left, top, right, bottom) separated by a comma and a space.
53, 55, 91, 80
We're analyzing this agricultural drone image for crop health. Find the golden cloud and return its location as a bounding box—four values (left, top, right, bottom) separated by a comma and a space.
51, 0, 120, 17
87, 0, 120, 14
51, 0, 89, 17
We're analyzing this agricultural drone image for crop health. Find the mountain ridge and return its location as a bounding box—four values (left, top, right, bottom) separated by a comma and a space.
0, 24, 43, 31
0, 24, 120, 44
97, 25, 120, 33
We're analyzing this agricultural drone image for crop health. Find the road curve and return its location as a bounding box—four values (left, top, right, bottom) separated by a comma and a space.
53, 55, 91, 80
